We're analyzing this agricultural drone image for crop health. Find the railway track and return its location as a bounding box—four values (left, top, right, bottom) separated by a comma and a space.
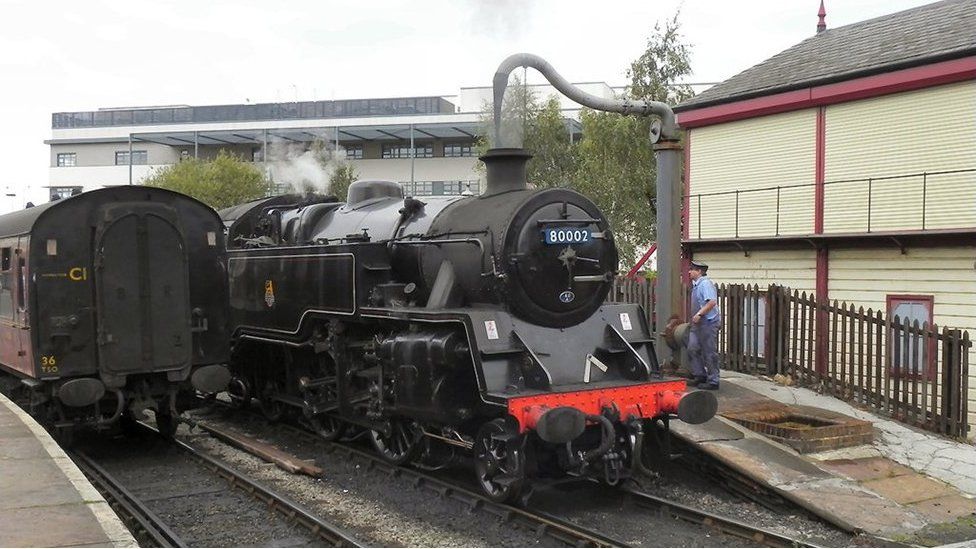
618, 487, 816, 548
71, 421, 362, 548
191, 405, 816, 548
190, 408, 629, 548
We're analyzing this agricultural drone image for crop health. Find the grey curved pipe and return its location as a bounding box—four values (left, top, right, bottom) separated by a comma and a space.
492, 52, 678, 144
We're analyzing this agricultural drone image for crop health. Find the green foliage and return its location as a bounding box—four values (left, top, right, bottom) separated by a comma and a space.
627, 12, 696, 105
144, 150, 268, 209
573, 110, 655, 263
528, 97, 577, 189
329, 163, 358, 202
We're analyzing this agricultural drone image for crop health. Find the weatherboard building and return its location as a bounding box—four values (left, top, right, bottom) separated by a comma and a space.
675, 0, 976, 435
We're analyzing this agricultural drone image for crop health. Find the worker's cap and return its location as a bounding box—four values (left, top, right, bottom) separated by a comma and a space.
689, 260, 709, 272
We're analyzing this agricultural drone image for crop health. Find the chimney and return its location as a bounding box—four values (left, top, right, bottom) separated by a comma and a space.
817, 0, 827, 34
479, 148, 532, 195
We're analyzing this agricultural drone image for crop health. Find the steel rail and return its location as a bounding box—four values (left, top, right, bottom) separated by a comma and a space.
70, 449, 185, 548
161, 422, 363, 548
620, 487, 817, 548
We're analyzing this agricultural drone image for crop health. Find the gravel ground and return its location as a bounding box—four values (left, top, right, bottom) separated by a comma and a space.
185, 406, 874, 547
183, 410, 564, 547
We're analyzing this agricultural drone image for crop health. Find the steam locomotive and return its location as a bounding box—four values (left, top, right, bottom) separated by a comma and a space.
0, 187, 231, 442
222, 149, 716, 502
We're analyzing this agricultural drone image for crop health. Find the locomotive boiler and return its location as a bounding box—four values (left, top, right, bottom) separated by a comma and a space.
223, 148, 716, 502
0, 187, 230, 442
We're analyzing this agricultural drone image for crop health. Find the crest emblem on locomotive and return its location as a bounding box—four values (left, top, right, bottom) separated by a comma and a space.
264, 279, 275, 307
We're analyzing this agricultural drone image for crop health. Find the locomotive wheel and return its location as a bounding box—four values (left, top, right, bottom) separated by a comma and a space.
308, 414, 346, 442
369, 419, 421, 465
473, 419, 525, 503
260, 383, 285, 422
227, 377, 251, 410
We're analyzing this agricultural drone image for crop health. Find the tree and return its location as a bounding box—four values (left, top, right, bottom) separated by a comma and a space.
626, 12, 695, 105
328, 162, 358, 202
574, 110, 655, 263
573, 13, 694, 264
143, 150, 268, 210
527, 97, 577, 189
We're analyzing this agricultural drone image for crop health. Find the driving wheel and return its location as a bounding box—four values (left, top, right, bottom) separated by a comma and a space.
473, 419, 526, 503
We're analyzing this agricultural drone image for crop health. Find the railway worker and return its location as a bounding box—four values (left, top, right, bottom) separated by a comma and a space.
688, 260, 721, 390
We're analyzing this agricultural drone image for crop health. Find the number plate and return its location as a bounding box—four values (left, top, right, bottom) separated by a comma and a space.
542, 227, 591, 245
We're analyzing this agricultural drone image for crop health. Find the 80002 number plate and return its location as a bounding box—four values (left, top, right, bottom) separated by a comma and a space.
542, 227, 591, 245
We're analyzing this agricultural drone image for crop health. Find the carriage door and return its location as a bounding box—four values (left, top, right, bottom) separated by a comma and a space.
94, 205, 192, 377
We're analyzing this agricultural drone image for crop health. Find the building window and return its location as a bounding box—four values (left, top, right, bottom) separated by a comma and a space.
400, 180, 481, 197
49, 187, 82, 201
887, 294, 935, 379
444, 143, 474, 157
56, 153, 76, 167
115, 150, 148, 165
401, 181, 434, 196
342, 145, 363, 160
382, 144, 433, 159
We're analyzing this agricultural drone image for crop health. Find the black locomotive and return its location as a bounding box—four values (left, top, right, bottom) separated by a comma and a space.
222, 149, 716, 501
0, 186, 230, 441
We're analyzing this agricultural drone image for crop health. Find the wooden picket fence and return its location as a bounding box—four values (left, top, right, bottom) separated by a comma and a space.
609, 278, 971, 438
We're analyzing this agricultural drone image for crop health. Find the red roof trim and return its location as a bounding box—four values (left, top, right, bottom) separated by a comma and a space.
677, 56, 976, 128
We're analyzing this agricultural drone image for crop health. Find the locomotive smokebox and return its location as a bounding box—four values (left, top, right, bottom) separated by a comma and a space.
480, 148, 532, 195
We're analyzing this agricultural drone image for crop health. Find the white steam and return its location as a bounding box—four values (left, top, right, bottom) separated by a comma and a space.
265, 137, 350, 196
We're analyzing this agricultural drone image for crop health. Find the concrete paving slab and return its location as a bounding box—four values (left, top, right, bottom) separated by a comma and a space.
0, 503, 113, 547
701, 437, 831, 486
0, 455, 72, 507
820, 457, 915, 482
0, 434, 57, 459
0, 466, 82, 509
862, 473, 958, 504
671, 416, 745, 443
908, 494, 976, 523
781, 477, 927, 537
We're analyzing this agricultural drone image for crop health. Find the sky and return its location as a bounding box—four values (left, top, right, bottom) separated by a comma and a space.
0, 0, 937, 208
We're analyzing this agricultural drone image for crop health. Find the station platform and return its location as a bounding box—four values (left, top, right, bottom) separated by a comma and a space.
672, 370, 976, 545
0, 392, 136, 548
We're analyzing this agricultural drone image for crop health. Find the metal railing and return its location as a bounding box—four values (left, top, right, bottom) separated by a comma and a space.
686, 168, 976, 239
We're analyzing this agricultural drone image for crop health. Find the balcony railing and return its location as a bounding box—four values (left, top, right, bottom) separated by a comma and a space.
686, 168, 976, 240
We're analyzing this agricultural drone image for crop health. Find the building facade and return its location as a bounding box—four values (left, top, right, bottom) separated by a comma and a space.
675, 0, 976, 436
44, 82, 615, 204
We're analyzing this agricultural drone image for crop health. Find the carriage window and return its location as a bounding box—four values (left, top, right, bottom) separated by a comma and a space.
17, 257, 26, 312
0, 248, 11, 320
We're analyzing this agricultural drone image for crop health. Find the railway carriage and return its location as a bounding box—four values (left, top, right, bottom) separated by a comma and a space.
0, 186, 230, 440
